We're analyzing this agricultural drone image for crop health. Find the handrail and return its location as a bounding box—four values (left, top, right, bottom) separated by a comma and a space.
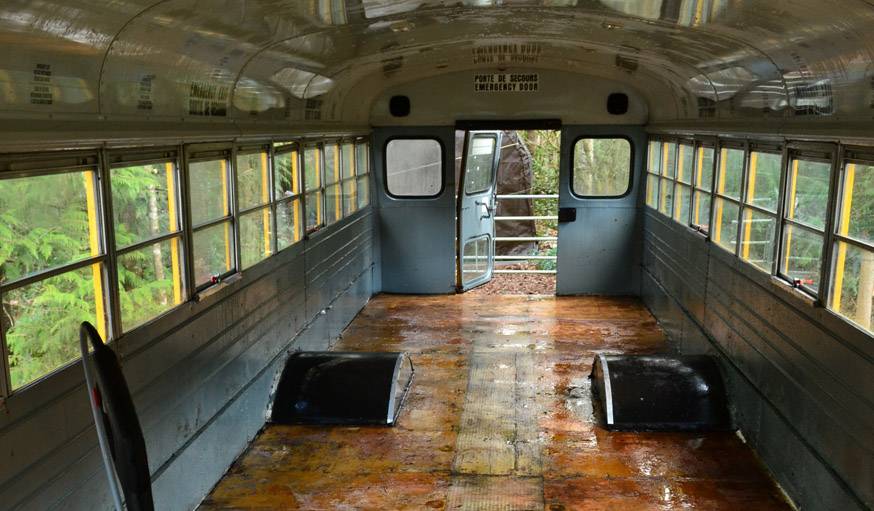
496, 236, 557, 241
495, 215, 557, 221
495, 194, 558, 199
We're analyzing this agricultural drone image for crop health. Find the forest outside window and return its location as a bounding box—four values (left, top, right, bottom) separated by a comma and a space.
0, 164, 108, 390
236, 150, 274, 269
273, 145, 304, 250
572, 137, 632, 197
780, 153, 832, 293
189, 156, 235, 288
740, 149, 782, 272
711, 145, 745, 253
111, 160, 184, 331
829, 157, 874, 333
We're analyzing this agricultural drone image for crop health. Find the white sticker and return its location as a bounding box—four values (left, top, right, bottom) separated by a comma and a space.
474, 73, 539, 93
472, 43, 541, 65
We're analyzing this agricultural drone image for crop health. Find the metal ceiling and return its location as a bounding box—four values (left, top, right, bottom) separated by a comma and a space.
0, 0, 872, 132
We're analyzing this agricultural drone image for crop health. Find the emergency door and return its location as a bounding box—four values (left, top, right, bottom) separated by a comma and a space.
457, 131, 503, 291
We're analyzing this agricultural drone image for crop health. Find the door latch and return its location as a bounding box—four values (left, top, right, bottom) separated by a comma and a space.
558, 207, 577, 223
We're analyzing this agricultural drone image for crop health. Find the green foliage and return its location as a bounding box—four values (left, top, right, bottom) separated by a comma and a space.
536, 247, 557, 271
572, 138, 631, 197
517, 130, 559, 237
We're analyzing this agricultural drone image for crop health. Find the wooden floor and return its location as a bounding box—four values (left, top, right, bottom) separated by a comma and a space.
200, 294, 791, 510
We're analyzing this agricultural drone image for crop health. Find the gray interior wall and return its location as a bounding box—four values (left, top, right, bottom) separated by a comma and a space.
641, 209, 873, 511
0, 208, 376, 511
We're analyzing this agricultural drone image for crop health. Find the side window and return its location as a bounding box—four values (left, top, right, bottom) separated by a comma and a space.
236, 150, 274, 269
572, 137, 632, 197
711, 146, 745, 253
691, 144, 714, 232
303, 146, 324, 232
273, 146, 304, 250
356, 142, 370, 209
111, 160, 184, 331
341, 142, 357, 216
385, 139, 442, 197
1, 163, 108, 389
830, 158, 874, 333
780, 152, 832, 292
658, 142, 677, 216
673, 142, 694, 222
740, 149, 781, 272
645, 139, 661, 208
188, 157, 235, 288
324, 142, 342, 226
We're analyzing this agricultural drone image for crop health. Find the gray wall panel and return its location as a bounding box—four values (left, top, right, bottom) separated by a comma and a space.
641, 209, 874, 511
0, 209, 376, 511
373, 127, 457, 295
557, 125, 646, 296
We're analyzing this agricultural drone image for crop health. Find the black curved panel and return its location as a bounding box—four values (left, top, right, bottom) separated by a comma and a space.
271, 352, 413, 426
81, 322, 154, 511
591, 354, 731, 432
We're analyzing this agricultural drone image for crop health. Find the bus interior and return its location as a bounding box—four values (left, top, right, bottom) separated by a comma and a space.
0, 1, 872, 510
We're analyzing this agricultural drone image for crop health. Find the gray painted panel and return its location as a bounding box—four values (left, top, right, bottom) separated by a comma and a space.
643, 271, 866, 511
373, 127, 457, 294
641, 211, 874, 510
557, 126, 646, 295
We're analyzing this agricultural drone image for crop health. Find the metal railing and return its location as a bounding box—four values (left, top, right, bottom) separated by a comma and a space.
493, 194, 558, 274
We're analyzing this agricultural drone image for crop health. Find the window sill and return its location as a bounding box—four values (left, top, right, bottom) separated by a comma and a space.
195, 273, 242, 302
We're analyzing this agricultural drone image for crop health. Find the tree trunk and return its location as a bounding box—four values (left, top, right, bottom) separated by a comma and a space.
855, 249, 874, 330
148, 184, 167, 305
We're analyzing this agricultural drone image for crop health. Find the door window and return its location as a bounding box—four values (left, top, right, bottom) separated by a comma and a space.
386, 139, 443, 197
464, 135, 498, 194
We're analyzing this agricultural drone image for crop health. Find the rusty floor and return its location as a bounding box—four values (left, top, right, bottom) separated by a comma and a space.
199, 294, 791, 511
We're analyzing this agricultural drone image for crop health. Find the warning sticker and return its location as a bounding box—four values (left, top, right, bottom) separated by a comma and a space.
474, 73, 539, 93
472, 43, 541, 65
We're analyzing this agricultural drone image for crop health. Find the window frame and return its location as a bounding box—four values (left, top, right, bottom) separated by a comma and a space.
339, 140, 358, 217
658, 140, 678, 217
738, 142, 783, 273
185, 146, 238, 291
711, 141, 748, 256
355, 140, 371, 210
383, 136, 446, 200
272, 142, 304, 248
671, 139, 695, 224
777, 144, 838, 299
645, 137, 664, 210
322, 140, 343, 226
235, 144, 276, 269
0, 151, 111, 393
302, 142, 326, 233
690, 139, 717, 234
828, 147, 874, 331
106, 148, 187, 332
569, 134, 635, 199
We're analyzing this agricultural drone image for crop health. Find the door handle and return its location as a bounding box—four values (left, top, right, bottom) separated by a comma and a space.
475, 200, 493, 218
